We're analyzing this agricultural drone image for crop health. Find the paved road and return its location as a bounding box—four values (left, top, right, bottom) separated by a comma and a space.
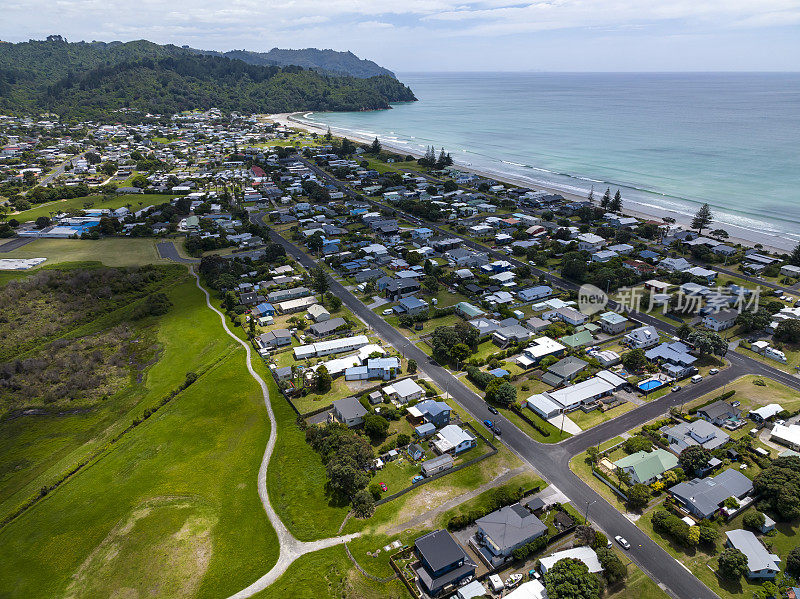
0, 237, 36, 253
255, 207, 800, 599
156, 241, 200, 264
190, 265, 357, 599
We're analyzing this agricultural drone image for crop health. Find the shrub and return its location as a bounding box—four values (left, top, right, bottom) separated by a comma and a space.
352, 488, 376, 518
743, 510, 765, 531
718, 548, 748, 580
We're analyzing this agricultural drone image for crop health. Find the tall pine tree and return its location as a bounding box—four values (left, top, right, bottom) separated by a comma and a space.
691, 203, 713, 234
600, 187, 611, 209
608, 189, 622, 212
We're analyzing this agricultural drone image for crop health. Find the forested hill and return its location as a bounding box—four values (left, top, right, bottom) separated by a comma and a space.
190, 47, 395, 78
0, 38, 415, 120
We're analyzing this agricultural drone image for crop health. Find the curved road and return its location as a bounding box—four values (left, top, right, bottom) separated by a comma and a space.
188, 266, 357, 599
254, 207, 800, 599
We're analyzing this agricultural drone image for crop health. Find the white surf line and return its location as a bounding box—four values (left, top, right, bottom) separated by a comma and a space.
190, 267, 358, 599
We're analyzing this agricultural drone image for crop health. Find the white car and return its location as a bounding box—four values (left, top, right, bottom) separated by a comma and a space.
709, 368, 719, 375
615, 535, 631, 550
382, 308, 393, 316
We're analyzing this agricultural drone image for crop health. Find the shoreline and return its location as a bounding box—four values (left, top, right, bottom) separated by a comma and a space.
268, 112, 792, 255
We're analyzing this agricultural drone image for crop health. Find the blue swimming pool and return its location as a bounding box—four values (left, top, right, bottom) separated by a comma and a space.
638, 379, 663, 392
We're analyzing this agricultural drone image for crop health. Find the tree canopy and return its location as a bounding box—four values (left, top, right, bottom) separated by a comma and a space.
544, 558, 601, 599
691, 203, 713, 234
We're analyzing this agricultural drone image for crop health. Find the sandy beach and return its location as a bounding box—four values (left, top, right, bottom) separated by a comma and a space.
268, 112, 792, 254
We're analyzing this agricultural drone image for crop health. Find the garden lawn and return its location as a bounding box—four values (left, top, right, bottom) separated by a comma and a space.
569, 401, 638, 430
637, 507, 799, 599
13, 194, 169, 222
0, 277, 278, 599
684, 375, 800, 415
1, 237, 166, 267
608, 564, 670, 599
569, 451, 629, 510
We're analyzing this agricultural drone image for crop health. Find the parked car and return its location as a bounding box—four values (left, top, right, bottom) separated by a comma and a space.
487, 404, 499, 415
380, 482, 387, 492
483, 419, 494, 429
709, 368, 719, 375
691, 374, 703, 383
382, 308, 393, 316
671, 385, 681, 392
492, 426, 502, 436
615, 536, 631, 550
412, 475, 424, 484
776, 419, 786, 426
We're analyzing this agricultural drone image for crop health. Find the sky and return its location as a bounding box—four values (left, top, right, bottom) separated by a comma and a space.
2, 0, 800, 72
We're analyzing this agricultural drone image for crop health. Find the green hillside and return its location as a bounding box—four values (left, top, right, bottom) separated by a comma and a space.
0, 38, 416, 120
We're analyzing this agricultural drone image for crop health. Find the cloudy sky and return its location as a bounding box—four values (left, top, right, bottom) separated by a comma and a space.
3, 0, 800, 71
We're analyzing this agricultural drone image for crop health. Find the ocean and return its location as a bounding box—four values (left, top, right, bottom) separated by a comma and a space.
303, 72, 800, 251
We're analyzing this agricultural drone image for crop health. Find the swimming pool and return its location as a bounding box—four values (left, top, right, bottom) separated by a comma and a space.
638, 379, 663, 392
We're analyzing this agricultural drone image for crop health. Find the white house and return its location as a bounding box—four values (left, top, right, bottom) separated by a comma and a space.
624, 325, 660, 349
383, 378, 425, 403
433, 424, 476, 455
702, 308, 739, 332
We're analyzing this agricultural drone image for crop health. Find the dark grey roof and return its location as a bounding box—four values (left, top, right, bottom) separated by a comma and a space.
333, 397, 367, 421
415, 530, 468, 573
699, 400, 740, 421
548, 356, 589, 378
476, 504, 547, 553
668, 468, 753, 517
309, 317, 347, 337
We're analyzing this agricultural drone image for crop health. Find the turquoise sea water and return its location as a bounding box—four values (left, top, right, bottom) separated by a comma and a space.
305, 72, 800, 250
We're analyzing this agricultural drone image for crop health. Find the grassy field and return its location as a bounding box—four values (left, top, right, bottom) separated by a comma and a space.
0, 270, 194, 516
569, 450, 629, 510
250, 544, 412, 599
683, 374, 800, 415
12, 193, 170, 222
0, 237, 167, 267
737, 341, 800, 374
0, 269, 279, 598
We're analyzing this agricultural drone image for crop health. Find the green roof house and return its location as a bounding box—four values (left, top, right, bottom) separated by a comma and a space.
455, 301, 485, 319
614, 449, 678, 485
559, 330, 594, 349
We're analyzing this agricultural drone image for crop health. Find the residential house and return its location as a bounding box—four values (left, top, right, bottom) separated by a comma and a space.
645, 341, 697, 379
540, 547, 603, 574
267, 286, 310, 303
433, 424, 476, 455
332, 397, 368, 428
516, 337, 567, 368
475, 504, 548, 562
749, 404, 783, 424
383, 378, 425, 404
659, 257, 692, 272
624, 325, 660, 349
577, 233, 606, 252
293, 335, 369, 360
544, 306, 588, 326
411, 399, 452, 428
393, 296, 429, 316
598, 311, 629, 334
307, 304, 331, 322
614, 449, 678, 485
308, 317, 347, 338
276, 296, 318, 314
664, 420, 730, 452
517, 286, 553, 302
591, 249, 618, 263
771, 423, 800, 451
455, 302, 485, 320
413, 530, 476, 597
492, 323, 533, 348
256, 329, 292, 349
421, 454, 454, 477
668, 469, 753, 519
541, 356, 589, 387
702, 309, 739, 332
724, 530, 781, 579
697, 400, 741, 427
526, 370, 627, 418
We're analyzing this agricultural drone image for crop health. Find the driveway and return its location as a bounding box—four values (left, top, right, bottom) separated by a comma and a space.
156, 241, 199, 263
548, 414, 582, 435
